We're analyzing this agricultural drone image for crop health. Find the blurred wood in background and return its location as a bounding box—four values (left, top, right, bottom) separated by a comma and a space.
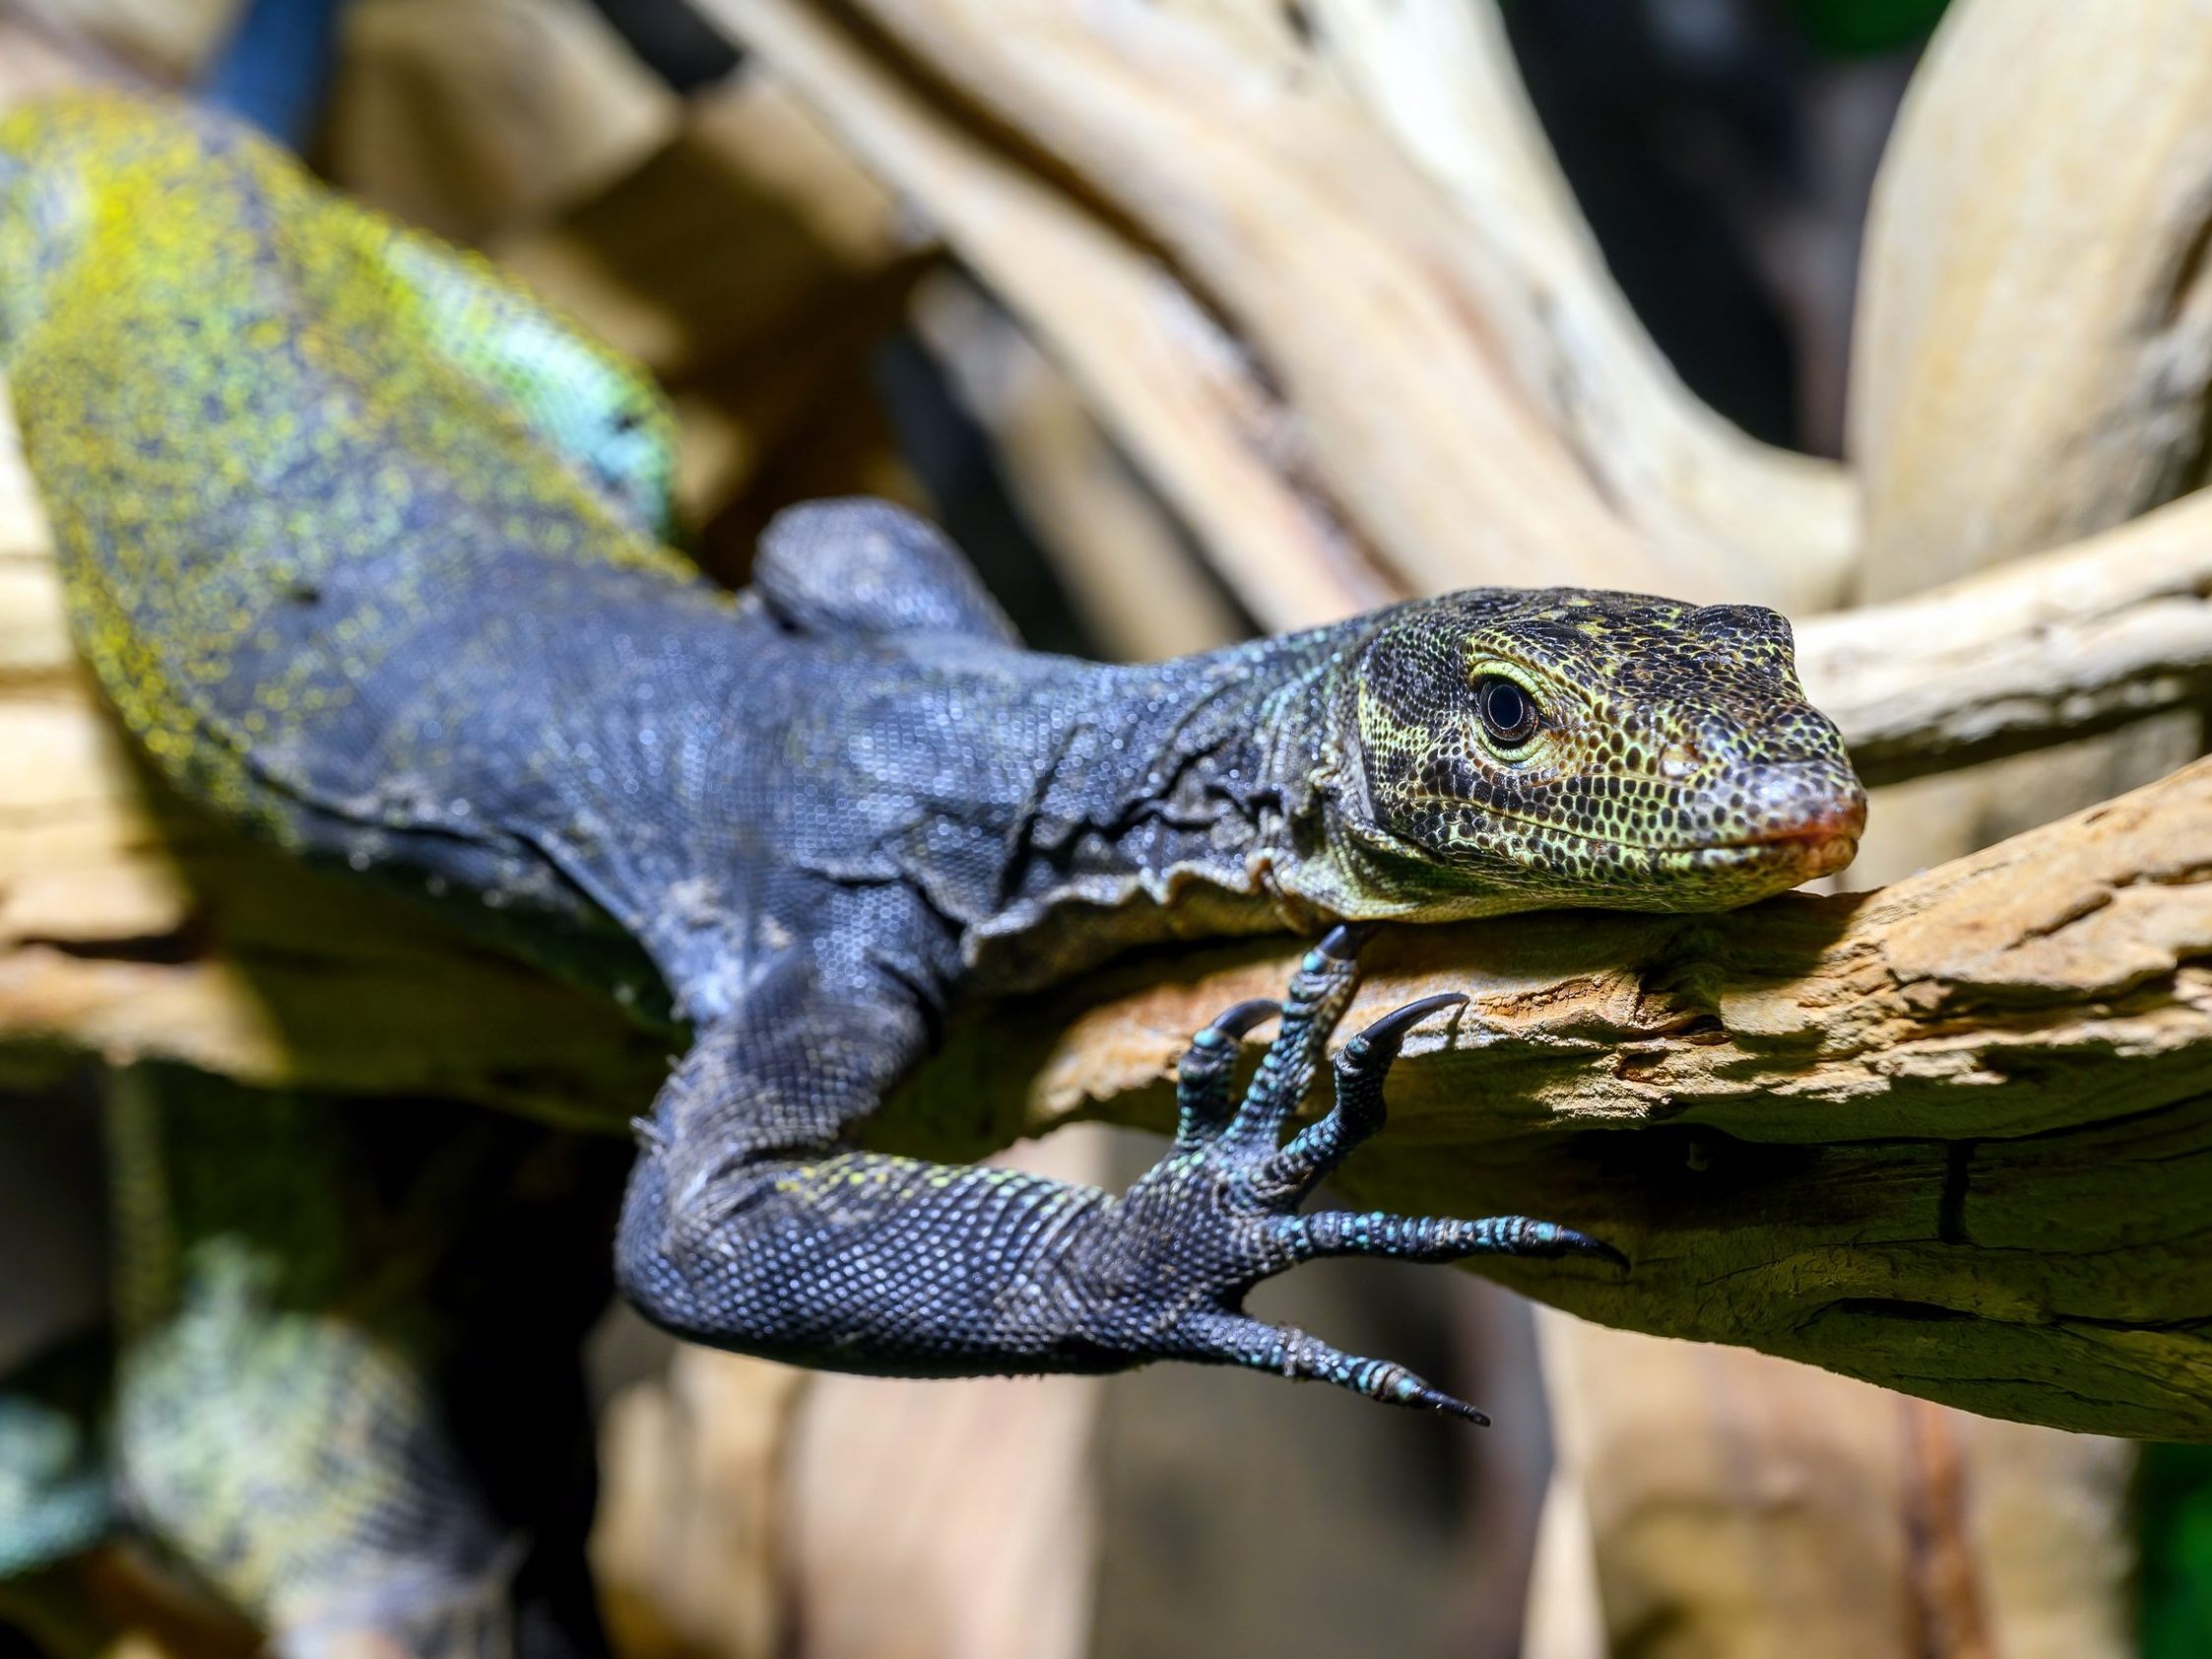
11, 0, 2212, 1656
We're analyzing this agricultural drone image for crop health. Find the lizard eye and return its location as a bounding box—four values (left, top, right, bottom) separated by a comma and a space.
1476, 675, 1539, 748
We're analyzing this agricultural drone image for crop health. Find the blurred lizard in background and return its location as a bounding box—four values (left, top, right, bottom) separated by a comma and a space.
0, 12, 1865, 1655
0, 3, 664, 1653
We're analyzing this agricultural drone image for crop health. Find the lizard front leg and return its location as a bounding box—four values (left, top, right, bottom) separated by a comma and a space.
617, 931, 1618, 1417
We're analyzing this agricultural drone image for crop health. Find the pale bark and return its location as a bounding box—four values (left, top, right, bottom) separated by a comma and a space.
1798, 488, 2212, 787
685, 0, 1388, 630
694, 0, 1851, 614
1852, 0, 2212, 597
897, 757, 2212, 1440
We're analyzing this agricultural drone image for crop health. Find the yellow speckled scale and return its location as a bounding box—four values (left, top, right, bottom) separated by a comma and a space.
0, 91, 688, 850
1, 85, 1872, 1497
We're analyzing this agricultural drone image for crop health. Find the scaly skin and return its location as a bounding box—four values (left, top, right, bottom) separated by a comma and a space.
0, 93, 674, 1653
104, 1073, 508, 1659
0, 88, 1863, 1455
98, 1071, 621, 1659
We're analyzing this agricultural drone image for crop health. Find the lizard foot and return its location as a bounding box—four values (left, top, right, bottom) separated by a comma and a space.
1068, 925, 1621, 1423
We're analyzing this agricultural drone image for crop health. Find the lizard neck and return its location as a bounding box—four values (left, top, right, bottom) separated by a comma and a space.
966, 618, 1372, 989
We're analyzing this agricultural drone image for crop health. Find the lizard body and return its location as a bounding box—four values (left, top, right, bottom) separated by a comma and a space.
0, 94, 1863, 1418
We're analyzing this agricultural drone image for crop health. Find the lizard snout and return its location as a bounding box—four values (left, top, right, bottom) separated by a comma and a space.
1735, 763, 1868, 852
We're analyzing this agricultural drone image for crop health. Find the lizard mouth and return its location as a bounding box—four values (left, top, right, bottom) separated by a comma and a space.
1712, 795, 1867, 864
1693, 801, 1865, 883
1728, 794, 1868, 845
1693, 831, 1860, 880
1408, 792, 1867, 867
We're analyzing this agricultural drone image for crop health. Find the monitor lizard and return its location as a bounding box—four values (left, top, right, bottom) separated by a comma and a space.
0, 92, 1863, 1430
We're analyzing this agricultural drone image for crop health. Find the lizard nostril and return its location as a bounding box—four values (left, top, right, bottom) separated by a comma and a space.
1742, 766, 1868, 845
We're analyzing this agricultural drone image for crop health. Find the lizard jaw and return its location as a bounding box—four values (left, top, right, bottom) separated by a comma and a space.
1708, 791, 1868, 881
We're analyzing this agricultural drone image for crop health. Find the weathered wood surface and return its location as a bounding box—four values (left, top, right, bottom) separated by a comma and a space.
1851, 0, 2212, 600
902, 757, 2212, 1440
15, 462, 2207, 1438
696, 0, 1852, 618
1801, 489, 2212, 789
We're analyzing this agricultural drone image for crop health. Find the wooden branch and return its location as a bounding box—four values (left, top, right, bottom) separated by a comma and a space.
1645, 0, 2212, 1637
898, 758, 2212, 1439
1852, 0, 2212, 595
908, 271, 1245, 662
697, 0, 1849, 611
329, 0, 679, 243
689, 0, 1389, 630
1798, 488, 2212, 787
1302, 0, 1854, 605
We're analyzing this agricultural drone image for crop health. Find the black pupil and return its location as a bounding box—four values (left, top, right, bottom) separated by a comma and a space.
1480, 678, 1534, 743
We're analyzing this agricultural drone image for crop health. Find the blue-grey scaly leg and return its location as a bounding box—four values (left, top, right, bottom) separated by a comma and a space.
617, 928, 1619, 1419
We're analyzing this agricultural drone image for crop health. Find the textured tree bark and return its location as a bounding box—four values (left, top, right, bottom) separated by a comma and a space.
693, 0, 1852, 615
899, 757, 2212, 1441
7, 421, 2212, 1436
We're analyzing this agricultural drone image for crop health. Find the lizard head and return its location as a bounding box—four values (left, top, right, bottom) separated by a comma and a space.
1321, 588, 1864, 917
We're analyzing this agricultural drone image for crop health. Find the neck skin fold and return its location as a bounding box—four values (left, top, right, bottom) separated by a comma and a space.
965, 617, 1377, 987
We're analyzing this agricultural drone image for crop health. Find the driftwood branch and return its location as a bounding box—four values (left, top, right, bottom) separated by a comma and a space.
905, 759, 2212, 1440
1851, 0, 2212, 596
684, 0, 1391, 631
6, 434, 2211, 1435
1799, 489, 2212, 787
695, 0, 1851, 614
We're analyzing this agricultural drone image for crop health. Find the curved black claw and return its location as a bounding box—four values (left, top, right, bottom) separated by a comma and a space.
1082, 933, 1620, 1424
1317, 921, 1379, 961
1546, 1226, 1631, 1272
1204, 997, 1284, 1041
1347, 990, 1468, 1057
1176, 998, 1281, 1145
1272, 1211, 1629, 1271
1182, 1311, 1490, 1424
